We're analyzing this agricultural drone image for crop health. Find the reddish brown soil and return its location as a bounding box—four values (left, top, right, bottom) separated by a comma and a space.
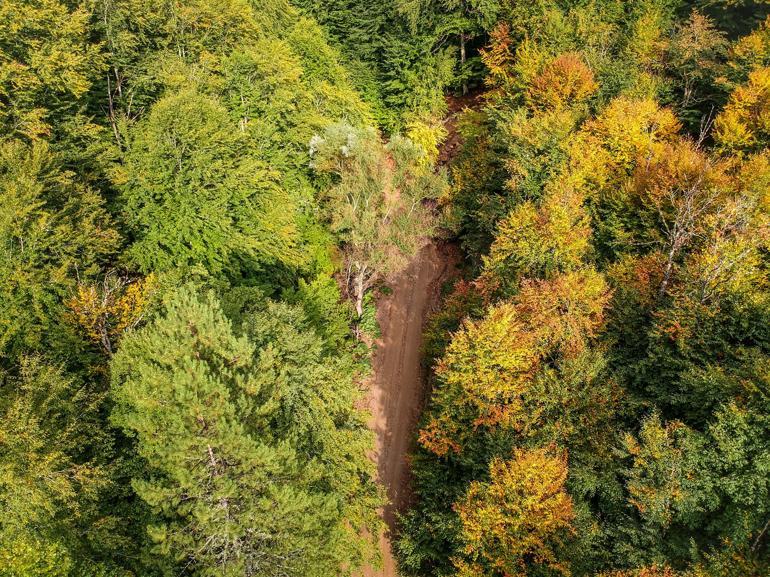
362, 241, 459, 577
361, 90, 479, 577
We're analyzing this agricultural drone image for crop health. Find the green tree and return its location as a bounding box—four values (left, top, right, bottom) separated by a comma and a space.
118, 89, 302, 276
0, 139, 118, 362
111, 285, 376, 576
0, 0, 102, 141
0, 358, 120, 576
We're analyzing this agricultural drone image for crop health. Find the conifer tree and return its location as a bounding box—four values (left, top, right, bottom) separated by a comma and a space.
111, 285, 373, 576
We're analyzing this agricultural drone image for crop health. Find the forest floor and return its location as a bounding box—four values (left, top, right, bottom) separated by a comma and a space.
362, 241, 459, 577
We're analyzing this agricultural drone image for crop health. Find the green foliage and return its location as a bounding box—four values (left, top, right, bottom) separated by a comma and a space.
118, 89, 302, 276
0, 358, 123, 576
0, 0, 102, 141
310, 122, 445, 316
0, 140, 118, 362
111, 285, 380, 576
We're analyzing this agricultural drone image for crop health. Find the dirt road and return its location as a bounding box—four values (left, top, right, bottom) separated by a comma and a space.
363, 241, 457, 577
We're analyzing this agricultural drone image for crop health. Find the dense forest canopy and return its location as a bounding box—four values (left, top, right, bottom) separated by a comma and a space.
1, 0, 770, 576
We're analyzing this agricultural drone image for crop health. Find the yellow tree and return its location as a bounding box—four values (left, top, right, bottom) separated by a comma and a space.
418, 301, 541, 456
453, 446, 574, 577
479, 183, 591, 296
66, 273, 157, 354
715, 67, 770, 155
419, 269, 610, 456
526, 52, 597, 111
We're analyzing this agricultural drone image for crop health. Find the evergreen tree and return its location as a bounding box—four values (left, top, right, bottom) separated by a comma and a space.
111, 285, 377, 576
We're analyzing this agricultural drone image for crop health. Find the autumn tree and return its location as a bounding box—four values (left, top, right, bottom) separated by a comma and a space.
479, 183, 591, 295
419, 269, 610, 456
453, 446, 574, 577
714, 67, 770, 155
526, 52, 597, 111
65, 273, 157, 355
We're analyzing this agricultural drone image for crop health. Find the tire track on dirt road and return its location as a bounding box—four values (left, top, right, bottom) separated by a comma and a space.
362, 241, 458, 577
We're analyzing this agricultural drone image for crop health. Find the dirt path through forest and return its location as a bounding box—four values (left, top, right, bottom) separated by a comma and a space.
362, 241, 458, 577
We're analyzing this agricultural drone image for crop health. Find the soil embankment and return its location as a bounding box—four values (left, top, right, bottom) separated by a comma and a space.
362, 241, 458, 577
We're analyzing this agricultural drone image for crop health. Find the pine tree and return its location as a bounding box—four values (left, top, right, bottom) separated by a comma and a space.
110, 285, 374, 576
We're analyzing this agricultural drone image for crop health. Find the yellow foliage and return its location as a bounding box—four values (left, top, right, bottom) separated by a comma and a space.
66, 273, 157, 353
419, 270, 609, 456
626, 6, 669, 72
515, 269, 611, 358
715, 67, 770, 154
480, 23, 518, 93
419, 302, 541, 456
404, 116, 448, 166
502, 107, 582, 195
481, 183, 591, 292
630, 139, 730, 209
571, 97, 681, 188
454, 446, 574, 577
727, 15, 770, 82
597, 567, 680, 577
526, 52, 598, 111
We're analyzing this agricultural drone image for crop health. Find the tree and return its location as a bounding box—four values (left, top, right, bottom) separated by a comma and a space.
0, 139, 118, 363
118, 89, 302, 276
110, 285, 376, 576
234, 298, 382, 544
65, 273, 157, 355
714, 67, 770, 155
0, 358, 118, 576
0, 0, 102, 140
620, 403, 770, 565
419, 269, 610, 456
526, 52, 598, 111
453, 446, 574, 577
666, 11, 727, 128
629, 139, 732, 297
479, 183, 591, 295
310, 123, 445, 317
418, 300, 542, 456
396, 0, 502, 95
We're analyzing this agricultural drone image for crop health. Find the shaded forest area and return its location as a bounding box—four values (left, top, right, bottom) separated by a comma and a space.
2, 1, 770, 577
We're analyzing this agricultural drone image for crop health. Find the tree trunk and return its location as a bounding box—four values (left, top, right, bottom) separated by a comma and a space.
460, 32, 468, 96
354, 266, 367, 318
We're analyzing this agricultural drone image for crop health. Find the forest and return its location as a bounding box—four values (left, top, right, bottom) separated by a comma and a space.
1, 0, 770, 576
